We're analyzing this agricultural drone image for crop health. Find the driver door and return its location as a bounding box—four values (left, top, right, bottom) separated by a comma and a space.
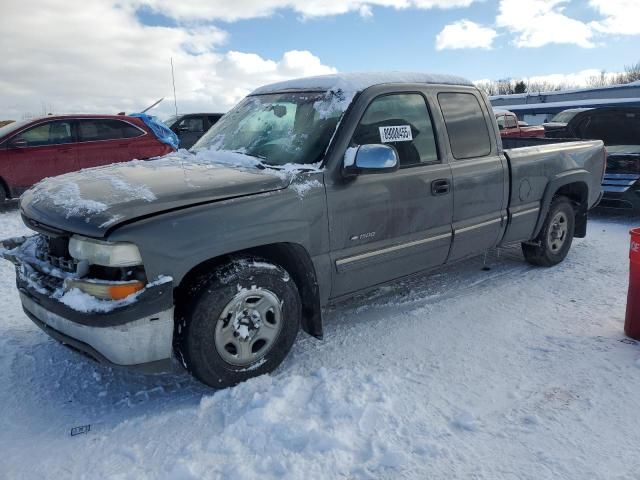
326, 92, 454, 298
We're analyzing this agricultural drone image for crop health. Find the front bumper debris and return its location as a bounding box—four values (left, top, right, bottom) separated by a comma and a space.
1, 235, 175, 371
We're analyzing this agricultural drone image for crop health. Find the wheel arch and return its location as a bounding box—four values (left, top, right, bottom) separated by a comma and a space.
174, 242, 323, 340
533, 173, 590, 239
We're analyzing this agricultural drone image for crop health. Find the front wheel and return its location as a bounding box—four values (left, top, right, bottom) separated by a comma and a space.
176, 257, 301, 388
522, 196, 575, 267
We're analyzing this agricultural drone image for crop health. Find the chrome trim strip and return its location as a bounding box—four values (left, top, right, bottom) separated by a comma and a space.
336, 232, 452, 266
512, 206, 540, 218
455, 218, 501, 234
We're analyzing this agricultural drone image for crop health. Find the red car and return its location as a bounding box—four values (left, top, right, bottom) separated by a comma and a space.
494, 110, 545, 138
0, 114, 174, 202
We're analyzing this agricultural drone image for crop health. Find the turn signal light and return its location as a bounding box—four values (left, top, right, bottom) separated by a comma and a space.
64, 279, 145, 301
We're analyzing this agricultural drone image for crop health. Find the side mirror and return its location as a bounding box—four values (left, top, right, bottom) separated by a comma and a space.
9, 139, 28, 149
497, 124, 504, 130
343, 144, 399, 177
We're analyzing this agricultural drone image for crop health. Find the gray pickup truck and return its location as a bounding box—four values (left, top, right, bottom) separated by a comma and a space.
1, 73, 605, 388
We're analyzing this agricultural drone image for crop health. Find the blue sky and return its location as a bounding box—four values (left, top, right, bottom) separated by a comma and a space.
2, 0, 639, 118
137, 1, 639, 82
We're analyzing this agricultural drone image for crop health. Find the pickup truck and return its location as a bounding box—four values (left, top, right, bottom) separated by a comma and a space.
494, 109, 545, 138
0, 73, 606, 388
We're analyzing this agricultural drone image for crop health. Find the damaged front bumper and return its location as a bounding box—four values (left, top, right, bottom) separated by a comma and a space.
1, 236, 175, 372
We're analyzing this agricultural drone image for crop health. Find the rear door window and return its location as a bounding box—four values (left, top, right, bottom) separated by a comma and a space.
78, 119, 144, 141
438, 92, 491, 160
352, 93, 439, 166
15, 121, 74, 146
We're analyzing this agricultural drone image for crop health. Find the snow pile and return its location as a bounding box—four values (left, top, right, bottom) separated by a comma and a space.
2, 210, 640, 478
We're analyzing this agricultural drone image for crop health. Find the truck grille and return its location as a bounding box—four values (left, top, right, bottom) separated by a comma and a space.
34, 235, 77, 274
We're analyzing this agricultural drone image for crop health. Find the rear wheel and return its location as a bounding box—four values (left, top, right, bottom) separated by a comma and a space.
176, 257, 301, 388
522, 196, 575, 267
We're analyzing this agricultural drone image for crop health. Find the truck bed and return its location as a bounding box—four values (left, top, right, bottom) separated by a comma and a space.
500, 139, 605, 244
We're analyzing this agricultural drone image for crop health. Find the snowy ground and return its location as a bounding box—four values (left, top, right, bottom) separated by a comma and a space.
1, 208, 639, 479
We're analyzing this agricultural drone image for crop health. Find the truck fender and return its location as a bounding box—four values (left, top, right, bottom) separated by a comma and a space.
532, 170, 590, 239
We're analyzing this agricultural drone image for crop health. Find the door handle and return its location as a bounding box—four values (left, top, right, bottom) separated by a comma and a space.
431, 179, 450, 196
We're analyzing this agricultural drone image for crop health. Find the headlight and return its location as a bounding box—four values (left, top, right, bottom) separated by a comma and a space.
69, 236, 142, 267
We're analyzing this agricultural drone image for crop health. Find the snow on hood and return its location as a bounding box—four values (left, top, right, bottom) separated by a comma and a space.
20, 149, 318, 237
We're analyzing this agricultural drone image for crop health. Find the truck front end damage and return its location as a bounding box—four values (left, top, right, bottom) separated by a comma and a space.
0, 230, 175, 372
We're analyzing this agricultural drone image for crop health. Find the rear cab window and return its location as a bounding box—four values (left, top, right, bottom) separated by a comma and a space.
178, 116, 205, 132
351, 93, 439, 167
505, 115, 518, 129
438, 92, 492, 160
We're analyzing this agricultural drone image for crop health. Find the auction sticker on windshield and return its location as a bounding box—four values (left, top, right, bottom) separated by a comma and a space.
379, 125, 412, 143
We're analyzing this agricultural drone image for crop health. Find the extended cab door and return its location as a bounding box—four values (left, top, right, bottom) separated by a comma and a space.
434, 90, 508, 262
326, 89, 454, 298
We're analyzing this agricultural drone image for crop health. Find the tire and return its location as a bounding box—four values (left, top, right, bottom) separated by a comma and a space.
175, 257, 301, 388
0, 183, 6, 204
522, 196, 575, 267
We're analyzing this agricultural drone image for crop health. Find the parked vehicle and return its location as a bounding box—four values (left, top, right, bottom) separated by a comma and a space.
542, 108, 593, 136
1, 73, 605, 388
0, 115, 174, 202
494, 110, 545, 138
539, 107, 640, 210
164, 113, 224, 149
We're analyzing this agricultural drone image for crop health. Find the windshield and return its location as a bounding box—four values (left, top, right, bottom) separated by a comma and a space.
192, 91, 347, 166
0, 119, 30, 139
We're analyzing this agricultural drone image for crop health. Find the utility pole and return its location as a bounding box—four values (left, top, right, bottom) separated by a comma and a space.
171, 57, 178, 117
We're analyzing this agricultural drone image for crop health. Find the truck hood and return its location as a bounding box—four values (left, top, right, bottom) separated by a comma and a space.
20, 154, 291, 238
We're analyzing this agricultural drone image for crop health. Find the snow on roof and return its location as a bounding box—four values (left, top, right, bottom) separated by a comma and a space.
251, 72, 473, 95
503, 97, 640, 112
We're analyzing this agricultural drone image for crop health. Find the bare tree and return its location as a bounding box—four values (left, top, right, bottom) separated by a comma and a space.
623, 61, 640, 83
586, 70, 609, 88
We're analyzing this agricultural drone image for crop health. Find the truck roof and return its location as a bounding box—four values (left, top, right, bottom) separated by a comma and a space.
251, 72, 474, 95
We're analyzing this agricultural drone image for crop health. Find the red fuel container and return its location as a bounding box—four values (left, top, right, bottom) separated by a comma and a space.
624, 228, 640, 340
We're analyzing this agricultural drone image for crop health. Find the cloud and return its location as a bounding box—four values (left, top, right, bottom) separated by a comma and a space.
0, 0, 336, 119
436, 20, 497, 50
130, 0, 476, 22
496, 0, 594, 48
589, 0, 640, 36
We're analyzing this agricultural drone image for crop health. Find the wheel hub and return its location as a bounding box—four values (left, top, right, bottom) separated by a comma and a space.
233, 309, 262, 341
547, 211, 568, 252
214, 288, 283, 367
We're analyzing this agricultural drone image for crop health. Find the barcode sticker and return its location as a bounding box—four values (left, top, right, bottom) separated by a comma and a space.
379, 125, 412, 143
